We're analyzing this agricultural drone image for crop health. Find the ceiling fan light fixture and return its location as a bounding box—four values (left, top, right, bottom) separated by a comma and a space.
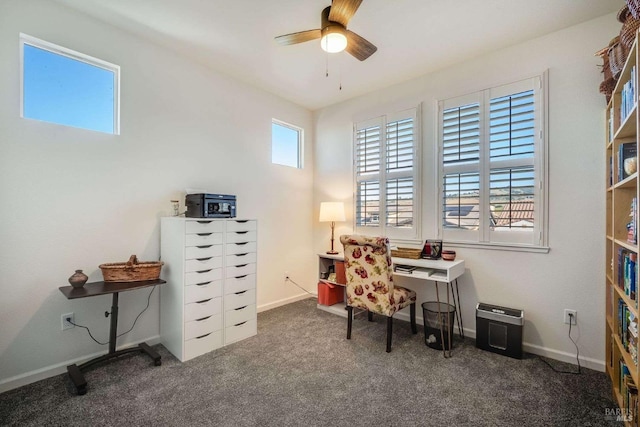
321, 26, 347, 53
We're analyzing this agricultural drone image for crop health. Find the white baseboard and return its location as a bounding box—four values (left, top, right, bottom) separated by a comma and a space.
388, 310, 605, 372
0, 335, 161, 394
257, 293, 315, 313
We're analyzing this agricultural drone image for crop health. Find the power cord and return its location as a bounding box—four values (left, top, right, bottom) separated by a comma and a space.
67, 285, 157, 346
539, 312, 581, 374
285, 276, 315, 296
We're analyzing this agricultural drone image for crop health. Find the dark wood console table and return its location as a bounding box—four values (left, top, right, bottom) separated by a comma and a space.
59, 279, 165, 395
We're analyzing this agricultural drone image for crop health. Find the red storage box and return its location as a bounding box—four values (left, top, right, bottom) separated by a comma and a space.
318, 281, 344, 306
335, 261, 346, 285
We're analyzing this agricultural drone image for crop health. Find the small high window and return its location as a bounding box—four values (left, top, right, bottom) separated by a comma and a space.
272, 120, 303, 168
20, 34, 120, 134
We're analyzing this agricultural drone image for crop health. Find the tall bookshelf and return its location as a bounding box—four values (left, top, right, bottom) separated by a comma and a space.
607, 34, 639, 426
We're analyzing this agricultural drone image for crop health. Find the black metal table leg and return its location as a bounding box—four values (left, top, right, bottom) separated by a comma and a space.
66, 290, 161, 394
453, 279, 464, 338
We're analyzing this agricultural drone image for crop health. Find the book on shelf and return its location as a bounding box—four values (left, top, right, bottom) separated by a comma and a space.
628, 197, 638, 246
619, 142, 638, 182
394, 265, 417, 273
618, 249, 638, 306
609, 155, 614, 187
609, 107, 614, 142
620, 65, 636, 125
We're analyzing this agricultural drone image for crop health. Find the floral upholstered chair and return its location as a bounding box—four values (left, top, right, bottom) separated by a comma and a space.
340, 235, 417, 352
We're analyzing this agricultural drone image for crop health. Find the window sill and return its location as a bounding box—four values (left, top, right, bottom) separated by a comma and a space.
444, 240, 550, 254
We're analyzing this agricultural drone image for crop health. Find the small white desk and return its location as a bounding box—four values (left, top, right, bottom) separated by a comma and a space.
317, 253, 465, 357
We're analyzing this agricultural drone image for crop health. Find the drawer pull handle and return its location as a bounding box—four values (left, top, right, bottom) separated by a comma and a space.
235, 242, 248, 246
235, 231, 248, 235
235, 220, 249, 223
235, 290, 247, 295
196, 245, 213, 249
196, 257, 213, 261
235, 264, 248, 268
235, 305, 248, 311
235, 275, 248, 279
195, 281, 212, 286
196, 316, 212, 321
196, 269, 213, 273
234, 321, 248, 327
197, 233, 213, 236
235, 253, 248, 257
196, 298, 212, 304
196, 333, 212, 339
197, 220, 213, 224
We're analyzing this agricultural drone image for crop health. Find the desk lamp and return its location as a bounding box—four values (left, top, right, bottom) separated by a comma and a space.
319, 202, 345, 255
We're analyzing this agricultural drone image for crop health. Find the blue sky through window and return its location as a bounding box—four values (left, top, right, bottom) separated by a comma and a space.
23, 43, 116, 134
272, 121, 301, 168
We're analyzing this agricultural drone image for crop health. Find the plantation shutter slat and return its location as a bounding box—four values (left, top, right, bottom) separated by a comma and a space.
442, 103, 481, 165
439, 78, 541, 245
355, 108, 418, 238
442, 172, 480, 229
489, 90, 535, 160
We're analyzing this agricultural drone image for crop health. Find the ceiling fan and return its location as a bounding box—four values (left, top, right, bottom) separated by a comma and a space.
274, 0, 377, 61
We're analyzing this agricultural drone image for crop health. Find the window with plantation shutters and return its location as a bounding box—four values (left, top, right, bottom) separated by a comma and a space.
354, 107, 420, 241
438, 75, 547, 249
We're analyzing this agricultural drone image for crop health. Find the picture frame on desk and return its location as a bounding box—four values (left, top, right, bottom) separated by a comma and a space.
422, 239, 442, 260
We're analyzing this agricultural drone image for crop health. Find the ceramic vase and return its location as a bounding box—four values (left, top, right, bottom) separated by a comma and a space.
68, 270, 88, 288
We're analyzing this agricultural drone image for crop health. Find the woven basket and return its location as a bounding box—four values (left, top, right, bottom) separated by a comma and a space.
609, 36, 626, 79
629, 0, 640, 19
390, 247, 422, 259
99, 255, 163, 282
619, 6, 640, 51
600, 77, 617, 104
595, 43, 613, 81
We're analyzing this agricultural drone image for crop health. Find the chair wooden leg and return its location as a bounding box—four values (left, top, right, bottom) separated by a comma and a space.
347, 306, 353, 340
410, 302, 417, 334
386, 316, 393, 353
367, 311, 373, 322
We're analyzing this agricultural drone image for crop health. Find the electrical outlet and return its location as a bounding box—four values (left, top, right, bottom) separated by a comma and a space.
564, 309, 577, 325
62, 313, 75, 330
284, 271, 290, 282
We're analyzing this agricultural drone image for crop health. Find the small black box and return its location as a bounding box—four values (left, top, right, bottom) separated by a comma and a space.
476, 303, 524, 359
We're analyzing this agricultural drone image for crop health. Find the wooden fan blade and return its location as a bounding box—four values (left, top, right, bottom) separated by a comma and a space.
275, 29, 321, 46
346, 30, 377, 61
328, 0, 363, 27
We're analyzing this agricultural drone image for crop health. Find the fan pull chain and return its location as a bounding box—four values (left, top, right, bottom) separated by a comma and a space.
326, 50, 329, 77
324, 51, 342, 91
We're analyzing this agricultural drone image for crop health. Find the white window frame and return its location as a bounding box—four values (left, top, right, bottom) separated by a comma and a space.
272, 119, 303, 169
437, 73, 549, 252
19, 33, 120, 135
354, 106, 421, 242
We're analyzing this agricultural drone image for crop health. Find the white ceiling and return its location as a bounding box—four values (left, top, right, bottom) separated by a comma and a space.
54, 0, 623, 110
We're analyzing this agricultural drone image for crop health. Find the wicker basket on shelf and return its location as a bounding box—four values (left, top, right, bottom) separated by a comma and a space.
99, 255, 163, 282
629, 0, 640, 19
608, 36, 626, 79
390, 247, 422, 259
619, 6, 640, 52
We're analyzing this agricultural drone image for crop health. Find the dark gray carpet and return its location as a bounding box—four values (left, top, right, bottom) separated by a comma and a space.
0, 298, 618, 426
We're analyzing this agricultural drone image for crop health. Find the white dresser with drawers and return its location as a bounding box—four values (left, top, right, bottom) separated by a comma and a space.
160, 217, 257, 362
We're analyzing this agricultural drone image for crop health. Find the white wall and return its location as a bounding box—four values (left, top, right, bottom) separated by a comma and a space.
313, 14, 618, 370
0, 0, 315, 390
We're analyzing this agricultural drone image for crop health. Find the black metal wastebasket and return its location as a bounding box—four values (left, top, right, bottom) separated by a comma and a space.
422, 301, 456, 350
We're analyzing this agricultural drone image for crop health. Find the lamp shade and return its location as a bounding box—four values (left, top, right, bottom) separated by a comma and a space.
319, 202, 346, 222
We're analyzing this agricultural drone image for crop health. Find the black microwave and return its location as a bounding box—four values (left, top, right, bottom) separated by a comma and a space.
185, 193, 236, 218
